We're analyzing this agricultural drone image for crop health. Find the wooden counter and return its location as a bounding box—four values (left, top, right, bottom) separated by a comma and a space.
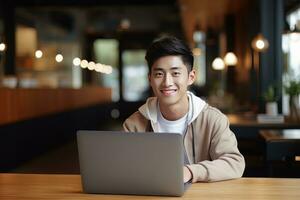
0, 173, 300, 200
228, 114, 300, 128
227, 114, 300, 139
259, 129, 300, 177
0, 87, 111, 125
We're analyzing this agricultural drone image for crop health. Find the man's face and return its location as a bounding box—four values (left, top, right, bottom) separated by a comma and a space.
149, 55, 195, 107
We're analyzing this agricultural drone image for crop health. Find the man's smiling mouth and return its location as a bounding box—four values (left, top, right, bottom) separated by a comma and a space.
160, 89, 177, 95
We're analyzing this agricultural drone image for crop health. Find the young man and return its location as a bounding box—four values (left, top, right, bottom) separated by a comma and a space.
123, 36, 245, 183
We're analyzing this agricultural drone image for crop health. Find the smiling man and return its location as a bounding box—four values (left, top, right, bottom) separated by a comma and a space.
123, 36, 245, 183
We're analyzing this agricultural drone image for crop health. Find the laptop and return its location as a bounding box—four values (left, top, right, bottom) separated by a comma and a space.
77, 130, 189, 196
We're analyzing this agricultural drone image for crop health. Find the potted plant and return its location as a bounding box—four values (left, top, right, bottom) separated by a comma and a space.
284, 79, 300, 121
263, 85, 278, 116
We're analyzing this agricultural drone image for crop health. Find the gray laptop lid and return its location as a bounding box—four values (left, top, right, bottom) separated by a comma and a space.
77, 130, 185, 196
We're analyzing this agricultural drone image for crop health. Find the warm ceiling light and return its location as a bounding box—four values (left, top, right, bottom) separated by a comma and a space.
212, 57, 225, 70
73, 57, 81, 66
0, 43, 6, 51
102, 65, 108, 74
95, 63, 104, 73
106, 66, 113, 74
224, 52, 238, 66
55, 54, 63, 62
35, 50, 43, 58
88, 61, 96, 70
251, 34, 269, 52
80, 60, 88, 68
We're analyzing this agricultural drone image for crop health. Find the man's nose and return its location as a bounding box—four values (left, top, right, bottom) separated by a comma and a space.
163, 73, 173, 86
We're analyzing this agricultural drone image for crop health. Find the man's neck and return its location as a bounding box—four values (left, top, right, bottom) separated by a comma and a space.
159, 97, 189, 121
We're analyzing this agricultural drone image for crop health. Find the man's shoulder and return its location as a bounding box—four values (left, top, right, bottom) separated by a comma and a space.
123, 111, 149, 132
202, 104, 225, 117
125, 111, 147, 123
196, 104, 228, 123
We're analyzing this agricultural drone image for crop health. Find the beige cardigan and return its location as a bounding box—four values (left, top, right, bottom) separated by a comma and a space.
123, 104, 245, 182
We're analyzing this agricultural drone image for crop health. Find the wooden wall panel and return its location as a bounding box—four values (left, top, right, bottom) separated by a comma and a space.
0, 87, 111, 125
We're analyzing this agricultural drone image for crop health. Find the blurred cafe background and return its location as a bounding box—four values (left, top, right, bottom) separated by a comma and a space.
0, 0, 300, 177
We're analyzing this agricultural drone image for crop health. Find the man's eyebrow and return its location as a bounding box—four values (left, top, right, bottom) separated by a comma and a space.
152, 68, 164, 71
170, 67, 181, 70
152, 67, 182, 71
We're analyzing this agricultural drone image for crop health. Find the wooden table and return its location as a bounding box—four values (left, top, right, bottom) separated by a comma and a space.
1, 173, 300, 200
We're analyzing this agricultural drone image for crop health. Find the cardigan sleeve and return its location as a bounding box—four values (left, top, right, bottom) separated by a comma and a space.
122, 111, 149, 132
187, 113, 245, 182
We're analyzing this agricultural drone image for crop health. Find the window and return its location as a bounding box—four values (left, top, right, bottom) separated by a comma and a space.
283, 8, 300, 77
282, 7, 300, 114
122, 50, 149, 101
94, 39, 119, 101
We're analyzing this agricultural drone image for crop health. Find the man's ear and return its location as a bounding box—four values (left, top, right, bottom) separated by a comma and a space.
188, 69, 196, 86
148, 73, 153, 88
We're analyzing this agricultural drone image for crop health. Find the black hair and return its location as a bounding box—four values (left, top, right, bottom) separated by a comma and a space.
145, 36, 194, 72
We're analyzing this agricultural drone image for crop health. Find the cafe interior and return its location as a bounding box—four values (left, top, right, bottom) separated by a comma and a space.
0, 0, 300, 179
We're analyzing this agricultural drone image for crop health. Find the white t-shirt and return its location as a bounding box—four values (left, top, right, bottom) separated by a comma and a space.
157, 109, 188, 135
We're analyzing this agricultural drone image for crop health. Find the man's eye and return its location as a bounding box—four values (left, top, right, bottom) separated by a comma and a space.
155, 72, 163, 77
173, 72, 181, 76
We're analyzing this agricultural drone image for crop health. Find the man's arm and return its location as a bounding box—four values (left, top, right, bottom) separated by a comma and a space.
123, 111, 149, 132
186, 114, 245, 182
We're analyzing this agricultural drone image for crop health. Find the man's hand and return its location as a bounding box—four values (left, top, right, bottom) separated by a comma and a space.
183, 166, 192, 183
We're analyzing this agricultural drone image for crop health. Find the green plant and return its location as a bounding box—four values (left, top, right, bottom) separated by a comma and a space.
284, 80, 300, 97
263, 86, 277, 102
284, 79, 300, 121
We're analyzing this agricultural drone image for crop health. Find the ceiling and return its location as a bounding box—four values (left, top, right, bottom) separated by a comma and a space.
3, 0, 300, 42
8, 0, 252, 39
178, 0, 300, 43
179, 0, 249, 30
178, 0, 253, 44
